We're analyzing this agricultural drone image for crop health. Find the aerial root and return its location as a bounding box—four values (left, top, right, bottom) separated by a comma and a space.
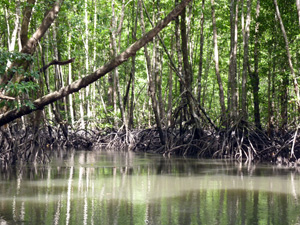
1, 121, 300, 166
95, 122, 300, 164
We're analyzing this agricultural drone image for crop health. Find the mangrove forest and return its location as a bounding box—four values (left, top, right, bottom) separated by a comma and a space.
1, 0, 300, 165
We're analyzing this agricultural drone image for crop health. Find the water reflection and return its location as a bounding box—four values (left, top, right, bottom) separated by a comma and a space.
0, 150, 300, 224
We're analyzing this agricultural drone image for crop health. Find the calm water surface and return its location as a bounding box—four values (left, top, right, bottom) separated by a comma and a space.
0, 150, 300, 225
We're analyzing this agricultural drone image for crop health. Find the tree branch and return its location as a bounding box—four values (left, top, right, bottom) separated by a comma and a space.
0, 93, 15, 101
39, 58, 75, 73
0, 0, 192, 127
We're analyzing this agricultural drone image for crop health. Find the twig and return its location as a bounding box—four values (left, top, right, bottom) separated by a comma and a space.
39, 58, 75, 73
0, 92, 15, 100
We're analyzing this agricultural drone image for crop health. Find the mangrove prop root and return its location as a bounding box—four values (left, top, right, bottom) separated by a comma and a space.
96, 124, 300, 165
1, 122, 300, 166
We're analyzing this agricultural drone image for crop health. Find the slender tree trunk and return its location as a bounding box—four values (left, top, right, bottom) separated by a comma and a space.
167, 37, 175, 126
241, 0, 252, 121
181, 7, 191, 93
53, 23, 68, 124
175, 0, 183, 103
180, 6, 192, 123
155, 39, 164, 123
186, 2, 194, 86
107, 36, 114, 109
84, 0, 91, 120
68, 33, 74, 126
108, 72, 114, 107
53, 23, 61, 102
43, 32, 53, 122
228, 0, 240, 124
198, 0, 205, 103
128, 1, 138, 129
296, 0, 300, 29
202, 42, 213, 107
60, 65, 68, 118
233, 0, 240, 123
79, 86, 85, 129
111, 0, 126, 128
139, 0, 165, 144
274, 0, 300, 111
280, 72, 288, 132
7, 0, 20, 53
180, 6, 204, 134
268, 47, 275, 136
211, 0, 226, 122
41, 36, 68, 137
5, 0, 21, 68
91, 0, 97, 120
228, 0, 234, 113
251, 0, 262, 130
269, 50, 276, 135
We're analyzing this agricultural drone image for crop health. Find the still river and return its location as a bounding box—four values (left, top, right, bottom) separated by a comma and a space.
0, 150, 300, 225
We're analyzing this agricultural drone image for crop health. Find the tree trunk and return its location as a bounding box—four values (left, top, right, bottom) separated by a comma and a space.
202, 43, 213, 107
241, 0, 252, 121
175, 0, 183, 112
268, 46, 275, 137
211, 0, 226, 122
180, 7, 191, 93
68, 33, 74, 126
138, 0, 165, 145
52, 22, 63, 115
79, 81, 85, 129
180, 6, 204, 134
155, 39, 165, 123
180, 6, 192, 124
20, 0, 36, 48
4, 0, 21, 68
43, 32, 53, 122
280, 72, 288, 132
228, 0, 240, 124
197, 0, 205, 103
84, 0, 91, 120
274, 0, 300, 111
296, 0, 300, 29
91, 0, 97, 120
251, 0, 262, 130
167, 37, 175, 127
111, 0, 126, 128
128, 1, 138, 129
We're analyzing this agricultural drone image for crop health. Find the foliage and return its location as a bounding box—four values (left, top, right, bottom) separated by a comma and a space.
0, 0, 299, 131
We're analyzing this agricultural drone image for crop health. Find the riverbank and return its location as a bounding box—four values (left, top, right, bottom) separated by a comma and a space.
0, 124, 299, 166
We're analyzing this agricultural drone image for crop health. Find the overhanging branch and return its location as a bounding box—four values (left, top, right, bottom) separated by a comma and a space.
0, 0, 192, 127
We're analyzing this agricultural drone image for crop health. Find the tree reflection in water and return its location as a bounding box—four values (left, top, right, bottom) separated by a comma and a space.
0, 150, 299, 224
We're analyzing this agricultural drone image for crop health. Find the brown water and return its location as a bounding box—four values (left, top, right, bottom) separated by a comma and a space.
0, 150, 300, 225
